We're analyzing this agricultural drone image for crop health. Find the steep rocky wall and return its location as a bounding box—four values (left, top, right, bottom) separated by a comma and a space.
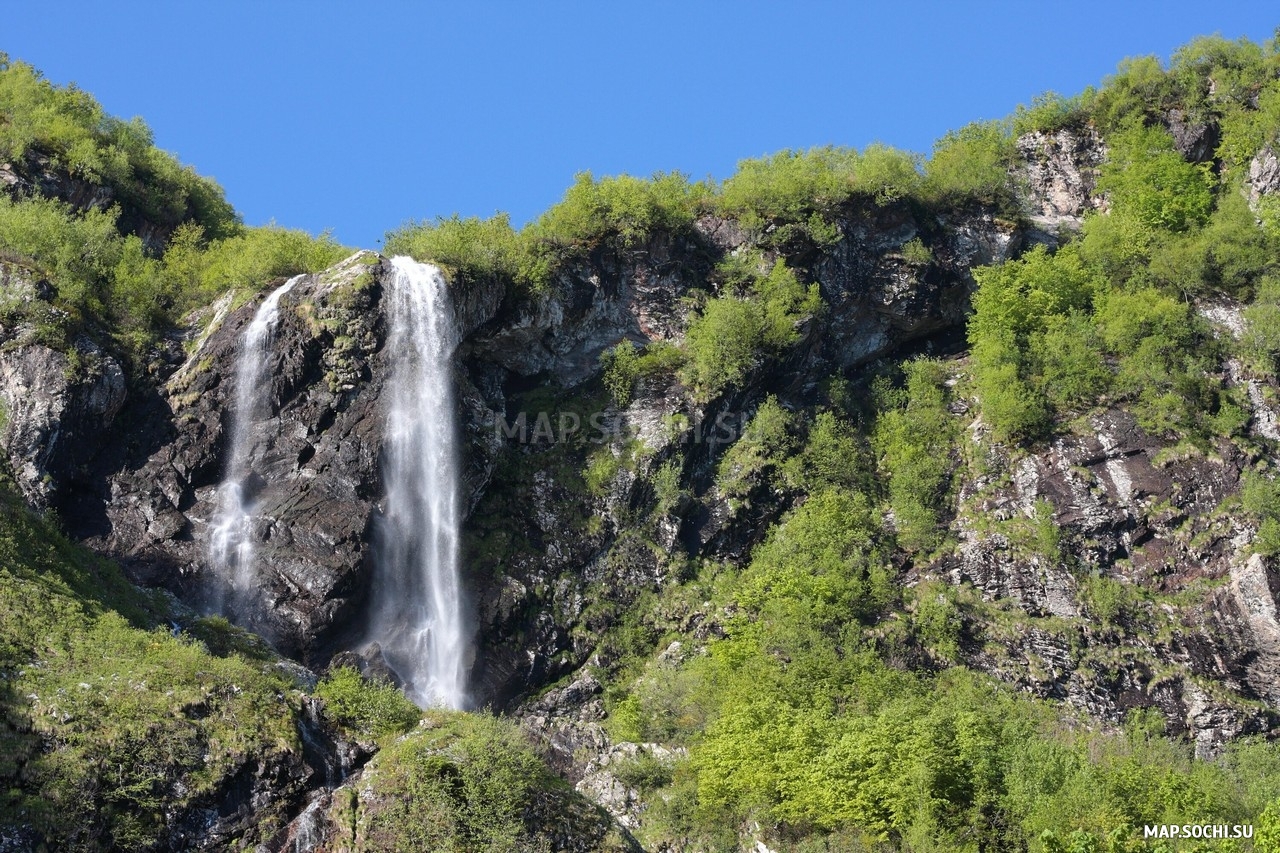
0, 264, 127, 510
19, 189, 1028, 702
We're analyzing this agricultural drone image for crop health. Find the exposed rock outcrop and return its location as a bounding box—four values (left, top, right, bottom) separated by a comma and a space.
1249, 145, 1280, 206
0, 272, 127, 510
932, 405, 1278, 756
1015, 127, 1106, 232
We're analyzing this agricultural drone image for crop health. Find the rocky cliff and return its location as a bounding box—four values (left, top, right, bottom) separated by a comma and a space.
14, 183, 1022, 697
3, 120, 1280, 848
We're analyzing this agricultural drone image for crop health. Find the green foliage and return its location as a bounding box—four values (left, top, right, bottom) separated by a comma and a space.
0, 192, 344, 366
910, 582, 964, 661
384, 212, 548, 291
532, 170, 707, 247
1078, 573, 1139, 626
1091, 55, 1182, 131
1147, 190, 1279, 298
856, 143, 925, 204
1098, 123, 1214, 233
179, 223, 349, 304
600, 340, 641, 407
967, 244, 1101, 434
1012, 89, 1099, 135
781, 410, 871, 495
682, 258, 821, 400
1244, 275, 1280, 377
1242, 471, 1280, 556
1096, 287, 1218, 437
714, 145, 922, 243
899, 236, 933, 265
0, 57, 351, 364
0, 195, 122, 317
315, 666, 421, 741
716, 397, 796, 507
716, 146, 861, 234
1033, 497, 1064, 562
739, 489, 895, 627
0, 57, 238, 238
651, 459, 686, 517
1218, 79, 1280, 175
336, 710, 563, 852
872, 359, 960, 551
612, 750, 675, 793
1029, 311, 1111, 409
0, 474, 300, 851
1170, 34, 1276, 113
923, 120, 1017, 206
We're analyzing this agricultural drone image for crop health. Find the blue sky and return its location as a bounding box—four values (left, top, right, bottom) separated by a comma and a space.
5, 3, 1277, 249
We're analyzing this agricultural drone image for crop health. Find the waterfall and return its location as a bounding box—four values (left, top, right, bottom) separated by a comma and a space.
368, 256, 470, 709
208, 277, 299, 611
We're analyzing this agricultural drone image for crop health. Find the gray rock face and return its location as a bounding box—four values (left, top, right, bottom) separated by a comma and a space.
1248, 145, 1280, 206
814, 206, 1020, 371
1164, 108, 1219, 163
0, 337, 126, 510
467, 230, 711, 384
97, 252, 400, 658
939, 406, 1278, 755
1015, 128, 1107, 231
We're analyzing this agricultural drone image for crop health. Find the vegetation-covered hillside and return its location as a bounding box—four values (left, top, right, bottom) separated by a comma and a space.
3, 28, 1280, 853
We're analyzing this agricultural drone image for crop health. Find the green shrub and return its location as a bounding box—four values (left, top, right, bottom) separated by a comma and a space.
738, 488, 894, 627
0, 195, 122, 316
969, 245, 1108, 439
1012, 90, 1098, 136
716, 146, 860, 232
1242, 471, 1280, 556
314, 666, 421, 741
781, 410, 871, 494
1244, 275, 1280, 376
651, 459, 686, 517
681, 259, 820, 400
600, 340, 640, 407
755, 259, 823, 348
923, 120, 1017, 206
531, 170, 706, 247
1028, 312, 1110, 409
854, 143, 923, 204
1097, 122, 1214, 234
716, 396, 796, 505
899, 237, 933, 265
1218, 78, 1280, 175
187, 223, 348, 304
384, 212, 548, 291
910, 582, 963, 661
872, 359, 959, 551
0, 474, 300, 851
681, 296, 765, 399
1090, 55, 1182, 131
1169, 34, 1276, 118
336, 710, 564, 852
613, 750, 675, 792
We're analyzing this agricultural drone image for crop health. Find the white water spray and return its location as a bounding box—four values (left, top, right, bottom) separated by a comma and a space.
208, 277, 299, 608
368, 256, 470, 709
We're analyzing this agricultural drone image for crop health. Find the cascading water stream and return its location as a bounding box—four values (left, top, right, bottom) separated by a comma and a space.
208, 276, 300, 611
367, 256, 470, 709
